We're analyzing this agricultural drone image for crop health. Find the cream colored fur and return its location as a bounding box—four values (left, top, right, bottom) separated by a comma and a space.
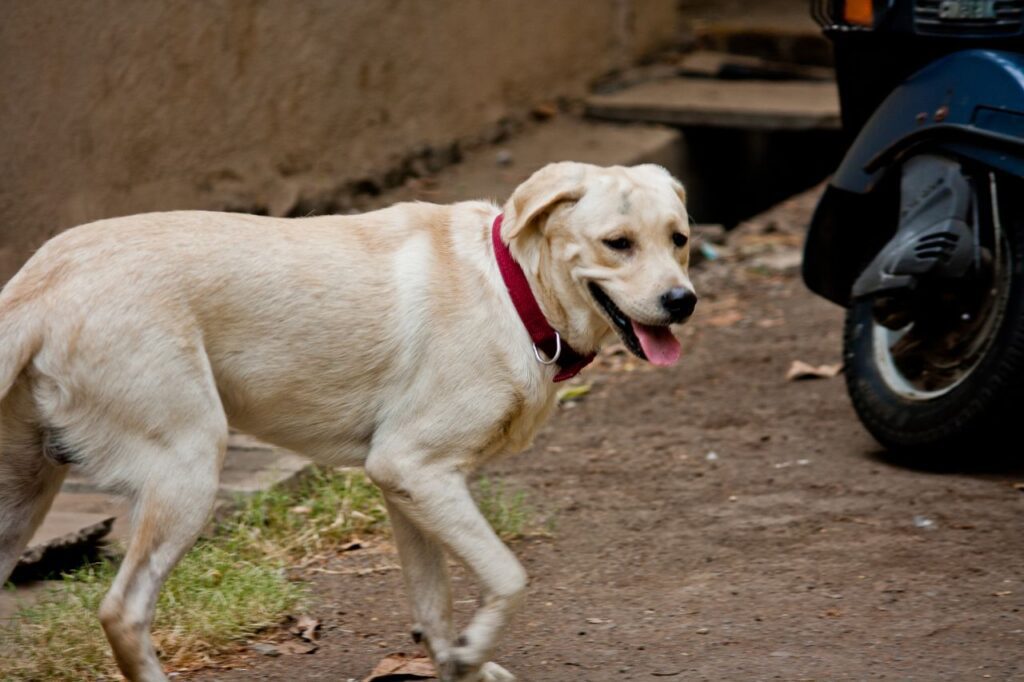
0, 162, 694, 682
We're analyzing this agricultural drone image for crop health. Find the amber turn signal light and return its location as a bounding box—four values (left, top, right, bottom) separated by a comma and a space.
844, 0, 874, 26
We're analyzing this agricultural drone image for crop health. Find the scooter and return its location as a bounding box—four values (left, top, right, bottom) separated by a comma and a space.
803, 0, 1024, 453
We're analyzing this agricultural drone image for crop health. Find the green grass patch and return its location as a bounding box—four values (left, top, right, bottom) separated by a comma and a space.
0, 467, 383, 681
222, 466, 389, 562
473, 477, 548, 541
0, 467, 546, 680
1, 544, 303, 680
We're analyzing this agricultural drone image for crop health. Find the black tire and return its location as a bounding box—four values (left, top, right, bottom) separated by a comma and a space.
843, 180, 1024, 456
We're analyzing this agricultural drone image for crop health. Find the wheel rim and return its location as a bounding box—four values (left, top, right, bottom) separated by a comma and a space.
873, 231, 1012, 401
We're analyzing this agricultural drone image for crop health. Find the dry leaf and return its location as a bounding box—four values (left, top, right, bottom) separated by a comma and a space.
364, 652, 436, 681
557, 383, 592, 403
705, 310, 743, 327
276, 639, 318, 655
595, 343, 643, 373
786, 360, 842, 381
531, 102, 558, 120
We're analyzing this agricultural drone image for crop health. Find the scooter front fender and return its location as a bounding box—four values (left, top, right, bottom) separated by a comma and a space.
804, 49, 1024, 306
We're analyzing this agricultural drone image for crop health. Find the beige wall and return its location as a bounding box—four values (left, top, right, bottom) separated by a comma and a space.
0, 0, 679, 280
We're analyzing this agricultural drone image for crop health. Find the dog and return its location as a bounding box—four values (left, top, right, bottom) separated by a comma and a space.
0, 161, 696, 681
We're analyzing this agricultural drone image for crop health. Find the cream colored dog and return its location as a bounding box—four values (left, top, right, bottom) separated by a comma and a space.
0, 162, 696, 681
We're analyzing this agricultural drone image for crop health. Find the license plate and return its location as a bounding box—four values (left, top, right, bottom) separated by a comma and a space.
938, 0, 997, 19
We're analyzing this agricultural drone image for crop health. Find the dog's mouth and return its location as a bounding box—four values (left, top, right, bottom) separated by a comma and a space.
588, 283, 681, 367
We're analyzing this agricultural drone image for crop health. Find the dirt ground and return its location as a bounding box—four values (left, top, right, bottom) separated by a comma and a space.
193, 190, 1024, 681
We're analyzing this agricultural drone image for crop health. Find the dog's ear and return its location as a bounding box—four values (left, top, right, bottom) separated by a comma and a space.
670, 178, 686, 207
502, 162, 587, 242
633, 163, 686, 207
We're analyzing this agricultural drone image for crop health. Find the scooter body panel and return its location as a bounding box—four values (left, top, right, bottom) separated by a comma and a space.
805, 49, 1024, 305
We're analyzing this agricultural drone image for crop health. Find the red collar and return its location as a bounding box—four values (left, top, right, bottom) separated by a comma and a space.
491, 214, 595, 382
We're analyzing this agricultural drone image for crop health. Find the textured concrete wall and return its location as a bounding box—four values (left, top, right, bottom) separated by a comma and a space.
0, 0, 680, 280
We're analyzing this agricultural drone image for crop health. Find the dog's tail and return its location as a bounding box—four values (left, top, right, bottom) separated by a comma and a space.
0, 301, 41, 403
0, 297, 53, 585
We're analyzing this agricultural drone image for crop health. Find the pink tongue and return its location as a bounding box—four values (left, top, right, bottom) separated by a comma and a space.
631, 320, 681, 366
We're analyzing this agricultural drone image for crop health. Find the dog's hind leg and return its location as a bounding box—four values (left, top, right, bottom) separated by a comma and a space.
97, 427, 226, 682
0, 385, 66, 585
79, 342, 230, 682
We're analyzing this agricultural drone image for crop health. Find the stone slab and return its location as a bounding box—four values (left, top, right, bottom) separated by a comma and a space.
586, 77, 840, 130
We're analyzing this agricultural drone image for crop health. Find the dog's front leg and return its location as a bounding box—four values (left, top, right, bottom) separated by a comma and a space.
385, 498, 455, 660
368, 453, 523, 682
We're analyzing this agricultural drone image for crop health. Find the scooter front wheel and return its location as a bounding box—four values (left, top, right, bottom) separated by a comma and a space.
843, 175, 1024, 456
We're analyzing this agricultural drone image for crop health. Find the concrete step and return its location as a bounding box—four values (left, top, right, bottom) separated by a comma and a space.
1, 491, 129, 620
217, 434, 310, 498
586, 76, 840, 131
366, 117, 683, 207
676, 49, 834, 82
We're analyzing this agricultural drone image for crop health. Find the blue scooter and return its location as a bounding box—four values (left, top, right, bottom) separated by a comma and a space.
803, 0, 1024, 453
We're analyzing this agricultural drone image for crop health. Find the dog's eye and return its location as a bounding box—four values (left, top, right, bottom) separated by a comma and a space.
672, 232, 688, 248
603, 237, 633, 251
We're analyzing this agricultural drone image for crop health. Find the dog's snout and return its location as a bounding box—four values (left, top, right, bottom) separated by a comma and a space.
661, 287, 697, 322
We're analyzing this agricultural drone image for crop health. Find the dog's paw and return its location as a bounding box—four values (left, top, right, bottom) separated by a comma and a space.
479, 661, 516, 682
437, 658, 515, 682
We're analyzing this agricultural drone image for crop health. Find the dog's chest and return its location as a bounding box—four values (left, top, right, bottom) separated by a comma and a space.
477, 385, 559, 461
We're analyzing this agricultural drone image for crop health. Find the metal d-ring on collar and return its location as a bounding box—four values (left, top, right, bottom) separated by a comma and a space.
533, 333, 562, 365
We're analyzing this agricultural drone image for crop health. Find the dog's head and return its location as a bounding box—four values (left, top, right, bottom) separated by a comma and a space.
502, 162, 696, 366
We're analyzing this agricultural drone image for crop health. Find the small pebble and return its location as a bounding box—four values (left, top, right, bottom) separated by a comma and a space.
913, 515, 937, 530
249, 643, 281, 657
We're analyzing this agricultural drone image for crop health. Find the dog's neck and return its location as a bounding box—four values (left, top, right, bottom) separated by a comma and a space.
493, 214, 598, 380
502, 225, 613, 358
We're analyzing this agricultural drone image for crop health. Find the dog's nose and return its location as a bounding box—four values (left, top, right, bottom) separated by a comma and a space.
661, 287, 698, 322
